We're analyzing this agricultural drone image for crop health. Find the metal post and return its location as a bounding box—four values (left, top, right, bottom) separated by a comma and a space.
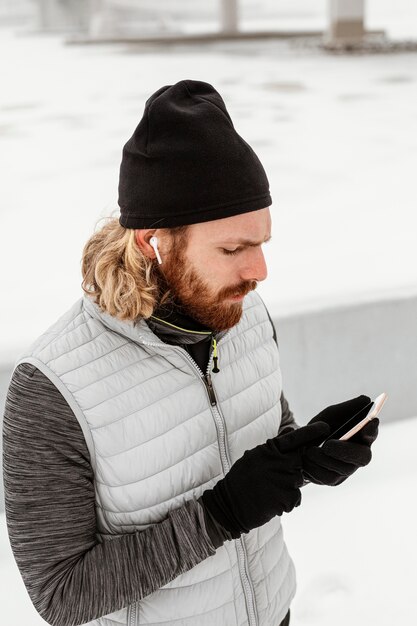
220, 0, 238, 34
326, 0, 365, 44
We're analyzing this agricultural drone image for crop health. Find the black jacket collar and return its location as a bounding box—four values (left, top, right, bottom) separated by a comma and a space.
146, 301, 227, 346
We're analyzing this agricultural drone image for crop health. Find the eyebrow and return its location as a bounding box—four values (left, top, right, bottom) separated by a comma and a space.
220, 235, 272, 247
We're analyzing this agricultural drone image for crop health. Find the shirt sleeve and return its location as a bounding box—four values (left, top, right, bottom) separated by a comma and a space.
279, 391, 300, 434
2, 363, 220, 626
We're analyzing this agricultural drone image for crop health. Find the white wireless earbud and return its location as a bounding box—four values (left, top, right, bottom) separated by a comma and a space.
149, 236, 163, 264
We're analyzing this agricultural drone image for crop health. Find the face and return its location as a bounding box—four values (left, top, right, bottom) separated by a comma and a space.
153, 207, 271, 332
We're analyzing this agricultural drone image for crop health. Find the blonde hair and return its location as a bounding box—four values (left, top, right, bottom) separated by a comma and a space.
81, 217, 189, 321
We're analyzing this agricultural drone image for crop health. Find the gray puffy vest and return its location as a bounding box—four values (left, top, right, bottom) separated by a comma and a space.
17, 290, 296, 625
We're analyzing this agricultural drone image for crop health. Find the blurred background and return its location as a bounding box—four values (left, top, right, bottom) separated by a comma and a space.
1, 1, 416, 625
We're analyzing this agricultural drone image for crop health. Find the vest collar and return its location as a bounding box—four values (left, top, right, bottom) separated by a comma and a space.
82, 295, 228, 348
82, 294, 167, 348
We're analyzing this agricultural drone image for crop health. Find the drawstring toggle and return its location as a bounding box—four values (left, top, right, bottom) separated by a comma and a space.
212, 337, 220, 373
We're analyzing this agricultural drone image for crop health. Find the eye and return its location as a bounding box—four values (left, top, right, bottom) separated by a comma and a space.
222, 248, 241, 256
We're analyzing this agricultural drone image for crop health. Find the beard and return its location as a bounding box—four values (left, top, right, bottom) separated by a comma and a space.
153, 240, 257, 332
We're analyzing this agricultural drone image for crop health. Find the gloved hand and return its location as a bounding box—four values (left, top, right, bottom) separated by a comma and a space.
302, 395, 380, 486
200, 421, 330, 539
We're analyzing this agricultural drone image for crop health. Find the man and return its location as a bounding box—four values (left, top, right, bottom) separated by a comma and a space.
3, 79, 378, 626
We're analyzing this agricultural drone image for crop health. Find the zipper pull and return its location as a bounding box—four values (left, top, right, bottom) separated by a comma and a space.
212, 337, 220, 373
205, 373, 217, 406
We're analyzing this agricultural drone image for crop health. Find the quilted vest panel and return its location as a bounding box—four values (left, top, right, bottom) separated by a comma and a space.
17, 291, 296, 626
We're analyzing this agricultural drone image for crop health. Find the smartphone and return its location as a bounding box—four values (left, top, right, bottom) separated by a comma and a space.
319, 392, 388, 447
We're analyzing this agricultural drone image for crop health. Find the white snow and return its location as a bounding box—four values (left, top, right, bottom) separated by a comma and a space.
1, 9, 417, 362
284, 413, 417, 625
1, 413, 416, 625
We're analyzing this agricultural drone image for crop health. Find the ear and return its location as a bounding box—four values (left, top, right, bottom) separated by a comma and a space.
134, 229, 157, 259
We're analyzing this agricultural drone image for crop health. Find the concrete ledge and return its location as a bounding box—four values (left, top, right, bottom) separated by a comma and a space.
65, 28, 387, 47
275, 293, 416, 425
66, 29, 323, 45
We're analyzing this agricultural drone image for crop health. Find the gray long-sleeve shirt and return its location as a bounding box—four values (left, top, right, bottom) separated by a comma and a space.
2, 311, 297, 626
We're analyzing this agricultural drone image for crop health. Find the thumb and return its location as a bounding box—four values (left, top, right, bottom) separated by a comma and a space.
278, 421, 330, 453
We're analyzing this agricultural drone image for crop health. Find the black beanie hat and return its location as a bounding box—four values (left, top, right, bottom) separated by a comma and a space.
118, 79, 272, 229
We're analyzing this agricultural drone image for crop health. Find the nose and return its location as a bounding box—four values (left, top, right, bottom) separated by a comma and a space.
240, 247, 268, 283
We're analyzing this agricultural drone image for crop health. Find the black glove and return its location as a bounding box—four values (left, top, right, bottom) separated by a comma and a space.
302, 395, 380, 486
200, 421, 330, 539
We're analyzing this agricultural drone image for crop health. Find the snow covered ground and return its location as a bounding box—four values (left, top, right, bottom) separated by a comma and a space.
1, 5, 416, 624
1, 9, 417, 362
1, 413, 416, 625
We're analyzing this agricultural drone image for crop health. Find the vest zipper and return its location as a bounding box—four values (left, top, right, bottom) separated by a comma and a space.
137, 332, 259, 626
202, 356, 259, 626
203, 393, 259, 626
127, 601, 137, 625
205, 373, 217, 406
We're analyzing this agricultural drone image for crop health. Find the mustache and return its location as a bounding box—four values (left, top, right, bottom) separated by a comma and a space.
224, 281, 257, 298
